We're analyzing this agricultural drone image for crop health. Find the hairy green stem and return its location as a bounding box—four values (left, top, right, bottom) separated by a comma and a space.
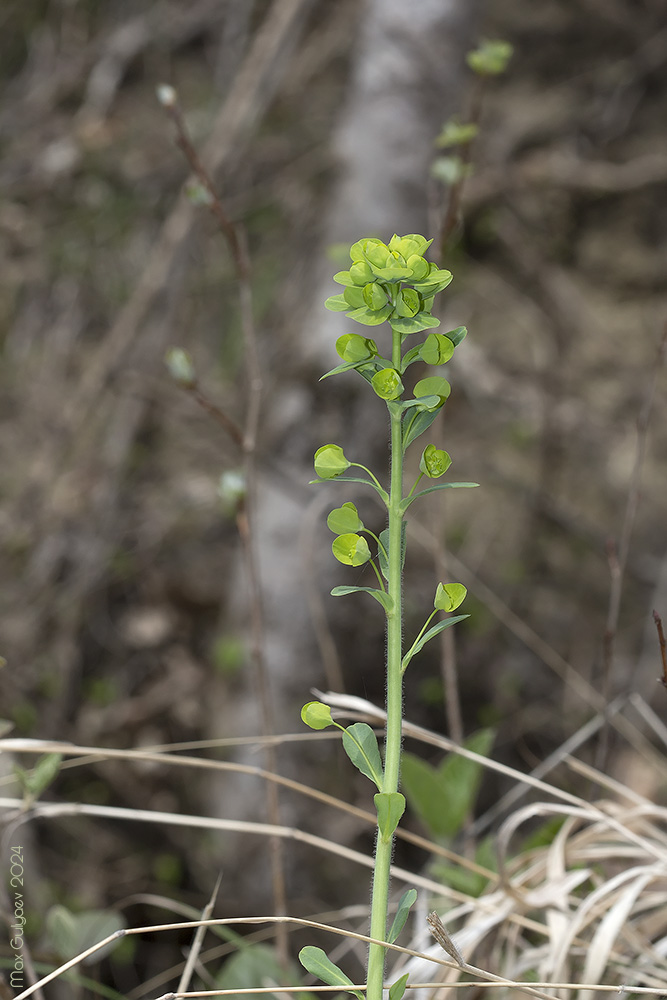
366, 328, 405, 1000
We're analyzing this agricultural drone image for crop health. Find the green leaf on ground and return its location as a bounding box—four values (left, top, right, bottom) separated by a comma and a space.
401, 729, 495, 838
299, 947, 363, 1000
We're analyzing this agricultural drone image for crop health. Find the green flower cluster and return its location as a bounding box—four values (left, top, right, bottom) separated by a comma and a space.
325, 234, 453, 335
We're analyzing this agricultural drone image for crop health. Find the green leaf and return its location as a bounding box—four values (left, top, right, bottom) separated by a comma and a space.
435, 118, 479, 149
431, 156, 467, 185
324, 293, 350, 312
347, 304, 393, 326
419, 444, 452, 478
400, 344, 423, 371
310, 475, 389, 505
445, 325, 467, 347
374, 792, 406, 843
335, 333, 378, 362
387, 889, 418, 944
343, 285, 366, 309
331, 586, 394, 614
390, 313, 440, 336
219, 944, 308, 1000
371, 368, 403, 400
419, 333, 455, 366
333, 270, 355, 286
349, 260, 374, 284
400, 482, 479, 511
299, 947, 363, 1000
320, 359, 377, 381
15, 753, 62, 801
332, 533, 371, 567
414, 377, 451, 402
402, 616, 469, 670
327, 502, 364, 534
467, 39, 513, 76
402, 406, 441, 453
412, 269, 454, 295
301, 701, 333, 730
402, 729, 494, 838
433, 836, 495, 897
388, 234, 432, 257
389, 974, 410, 1000
45, 905, 124, 965
434, 583, 467, 612
342, 723, 383, 789
314, 444, 351, 479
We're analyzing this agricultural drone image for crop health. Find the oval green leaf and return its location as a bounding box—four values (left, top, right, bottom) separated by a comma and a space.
414, 376, 451, 401
298, 947, 363, 1000
301, 701, 333, 730
314, 444, 350, 479
375, 791, 406, 843
342, 723, 383, 789
327, 502, 364, 535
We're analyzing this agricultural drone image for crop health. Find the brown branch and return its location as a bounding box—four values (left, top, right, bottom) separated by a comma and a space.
654, 610, 667, 689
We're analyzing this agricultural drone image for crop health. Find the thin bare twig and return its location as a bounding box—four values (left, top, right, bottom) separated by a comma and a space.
160, 76, 289, 964
654, 610, 667, 689
177, 873, 222, 996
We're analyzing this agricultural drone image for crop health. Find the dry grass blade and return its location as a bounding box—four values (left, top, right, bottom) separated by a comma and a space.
177, 873, 222, 996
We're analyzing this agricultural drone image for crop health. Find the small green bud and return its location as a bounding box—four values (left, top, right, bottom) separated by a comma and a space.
156, 83, 177, 107
467, 39, 513, 76
435, 118, 479, 149
301, 701, 334, 730
314, 444, 351, 479
431, 156, 469, 185
165, 347, 196, 387
335, 333, 377, 363
388, 234, 432, 257
218, 470, 246, 511
363, 282, 389, 311
394, 288, 420, 318
371, 368, 403, 400
419, 444, 452, 478
332, 533, 372, 567
434, 582, 467, 612
419, 333, 455, 365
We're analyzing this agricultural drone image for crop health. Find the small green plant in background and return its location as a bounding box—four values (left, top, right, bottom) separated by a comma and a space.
300, 234, 477, 1000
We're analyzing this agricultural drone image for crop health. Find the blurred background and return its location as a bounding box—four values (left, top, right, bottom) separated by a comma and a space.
1, 0, 666, 995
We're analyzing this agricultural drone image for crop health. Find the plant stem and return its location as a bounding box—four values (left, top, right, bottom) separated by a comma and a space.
366, 327, 405, 1000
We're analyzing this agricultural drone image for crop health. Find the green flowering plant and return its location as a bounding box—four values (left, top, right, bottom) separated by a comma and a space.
325, 234, 453, 335
299, 235, 478, 1000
